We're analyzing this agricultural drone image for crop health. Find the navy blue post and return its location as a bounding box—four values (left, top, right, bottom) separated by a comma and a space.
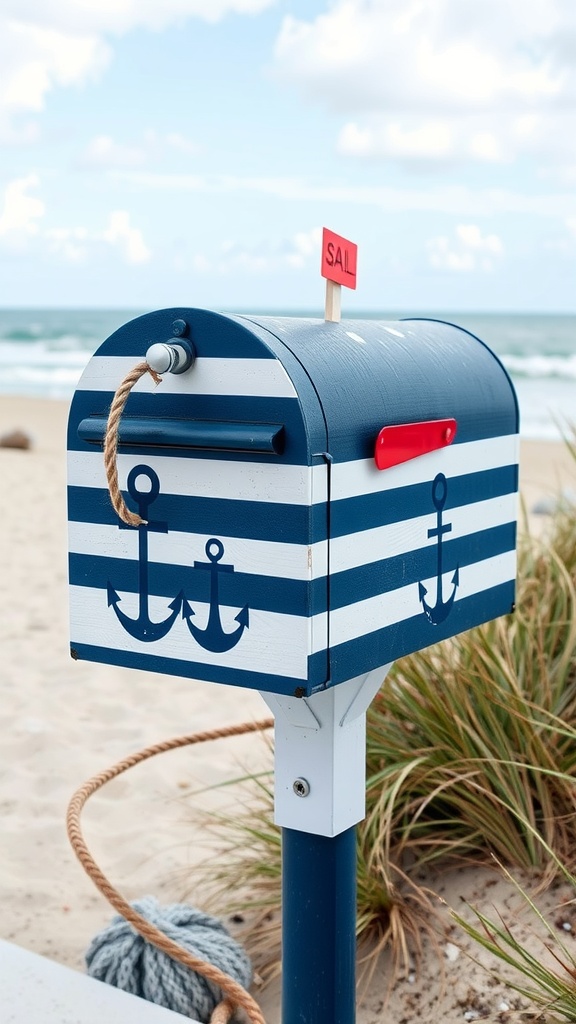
281, 825, 357, 1024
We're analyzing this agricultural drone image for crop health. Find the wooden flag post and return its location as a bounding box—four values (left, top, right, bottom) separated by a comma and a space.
321, 227, 358, 322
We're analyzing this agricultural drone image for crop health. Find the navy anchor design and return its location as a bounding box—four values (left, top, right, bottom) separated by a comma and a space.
418, 472, 460, 625
182, 539, 249, 653
107, 465, 184, 641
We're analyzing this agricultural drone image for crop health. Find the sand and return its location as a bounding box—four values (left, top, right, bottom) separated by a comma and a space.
0, 394, 575, 1024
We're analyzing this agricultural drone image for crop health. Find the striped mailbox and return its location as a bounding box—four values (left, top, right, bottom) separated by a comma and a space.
67, 309, 519, 697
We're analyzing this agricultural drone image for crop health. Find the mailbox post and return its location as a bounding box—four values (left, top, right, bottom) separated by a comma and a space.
68, 309, 519, 1024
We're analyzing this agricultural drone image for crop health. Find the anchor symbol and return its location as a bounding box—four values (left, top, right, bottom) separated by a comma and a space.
418, 473, 459, 625
182, 539, 249, 653
107, 465, 184, 642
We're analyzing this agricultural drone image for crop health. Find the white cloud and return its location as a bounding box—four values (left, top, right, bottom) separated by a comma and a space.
191, 227, 322, 275
79, 135, 145, 167
0, 174, 45, 237
338, 119, 455, 161
102, 210, 151, 263
78, 131, 202, 169
9, 198, 152, 265
0, 1, 275, 130
284, 226, 322, 268
113, 170, 576, 219
45, 225, 89, 261
0, 21, 110, 127
163, 132, 202, 156
273, 1, 576, 169
427, 224, 503, 272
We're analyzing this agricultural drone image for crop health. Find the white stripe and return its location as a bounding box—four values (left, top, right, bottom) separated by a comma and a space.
70, 549, 515, 679
68, 450, 318, 504
70, 585, 328, 679
76, 356, 297, 398
330, 434, 519, 501
68, 435, 517, 508
68, 490, 513, 583
68, 523, 330, 582
330, 550, 517, 647
331, 492, 517, 574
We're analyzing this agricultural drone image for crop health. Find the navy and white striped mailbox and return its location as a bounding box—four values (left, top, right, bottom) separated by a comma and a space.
67, 309, 519, 697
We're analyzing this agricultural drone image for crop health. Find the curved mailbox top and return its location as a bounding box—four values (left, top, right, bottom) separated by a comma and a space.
68, 308, 519, 696
237, 313, 518, 461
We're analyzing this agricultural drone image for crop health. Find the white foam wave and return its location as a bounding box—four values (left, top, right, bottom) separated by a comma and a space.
502, 353, 576, 380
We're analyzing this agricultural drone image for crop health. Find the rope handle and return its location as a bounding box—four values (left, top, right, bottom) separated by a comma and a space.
66, 719, 274, 1024
103, 361, 162, 526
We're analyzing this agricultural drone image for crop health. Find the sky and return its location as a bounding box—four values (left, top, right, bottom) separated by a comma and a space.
0, 0, 575, 313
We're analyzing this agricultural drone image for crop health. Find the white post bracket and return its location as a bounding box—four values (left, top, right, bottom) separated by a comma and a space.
260, 665, 392, 838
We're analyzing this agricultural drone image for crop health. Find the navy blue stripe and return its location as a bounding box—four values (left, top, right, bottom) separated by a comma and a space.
331, 465, 518, 538
94, 308, 278, 359
68, 391, 312, 465
69, 553, 329, 617
68, 522, 514, 617
69, 643, 329, 697
330, 522, 516, 610
68, 487, 329, 544
70, 582, 515, 696
329, 580, 516, 683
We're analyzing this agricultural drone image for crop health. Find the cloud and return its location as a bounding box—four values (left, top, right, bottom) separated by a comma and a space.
78, 135, 146, 168
283, 226, 323, 268
273, 1, 576, 169
337, 118, 509, 164
102, 210, 151, 263
0, 174, 45, 238
0, 186, 152, 264
0, 20, 110, 129
45, 225, 89, 262
191, 227, 322, 275
0, 1, 275, 131
427, 224, 503, 272
77, 131, 202, 169
113, 169, 576, 219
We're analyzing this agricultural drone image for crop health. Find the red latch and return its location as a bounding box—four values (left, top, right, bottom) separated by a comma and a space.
374, 418, 457, 471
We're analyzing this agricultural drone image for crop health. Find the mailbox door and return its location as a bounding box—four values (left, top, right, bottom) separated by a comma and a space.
68, 309, 330, 697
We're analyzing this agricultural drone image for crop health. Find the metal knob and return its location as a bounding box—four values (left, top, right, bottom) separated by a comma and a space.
146, 339, 195, 375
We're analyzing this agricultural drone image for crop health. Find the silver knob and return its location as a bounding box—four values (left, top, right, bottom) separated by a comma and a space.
146, 340, 195, 375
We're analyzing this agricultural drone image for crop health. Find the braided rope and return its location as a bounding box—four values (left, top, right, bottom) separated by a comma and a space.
67, 719, 274, 1024
103, 361, 162, 526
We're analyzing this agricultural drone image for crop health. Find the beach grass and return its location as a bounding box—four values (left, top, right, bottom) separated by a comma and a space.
190, 433, 576, 986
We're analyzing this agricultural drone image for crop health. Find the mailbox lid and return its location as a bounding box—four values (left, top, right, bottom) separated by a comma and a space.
241, 314, 519, 682
68, 309, 330, 696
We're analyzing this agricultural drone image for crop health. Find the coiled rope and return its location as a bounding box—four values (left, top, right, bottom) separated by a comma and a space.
66, 719, 274, 1024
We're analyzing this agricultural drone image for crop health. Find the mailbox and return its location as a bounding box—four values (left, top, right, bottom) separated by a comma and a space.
67, 309, 519, 698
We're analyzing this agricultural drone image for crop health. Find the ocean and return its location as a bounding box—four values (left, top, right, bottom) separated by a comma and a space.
0, 308, 574, 441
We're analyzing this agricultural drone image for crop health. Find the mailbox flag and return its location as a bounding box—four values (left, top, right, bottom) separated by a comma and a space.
321, 228, 357, 289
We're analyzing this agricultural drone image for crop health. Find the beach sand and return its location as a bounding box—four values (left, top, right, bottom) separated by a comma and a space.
0, 395, 574, 1023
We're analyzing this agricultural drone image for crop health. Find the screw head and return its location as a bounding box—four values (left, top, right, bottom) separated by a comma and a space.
172, 319, 188, 337
293, 778, 310, 798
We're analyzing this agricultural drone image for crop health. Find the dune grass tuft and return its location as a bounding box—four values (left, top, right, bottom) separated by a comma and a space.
191, 434, 576, 985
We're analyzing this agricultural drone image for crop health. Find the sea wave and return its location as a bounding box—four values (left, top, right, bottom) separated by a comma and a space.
0, 341, 91, 399
0, 331, 573, 439
501, 353, 576, 380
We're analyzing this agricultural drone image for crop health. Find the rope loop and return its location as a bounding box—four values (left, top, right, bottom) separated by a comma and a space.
66, 719, 274, 1024
103, 361, 162, 526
